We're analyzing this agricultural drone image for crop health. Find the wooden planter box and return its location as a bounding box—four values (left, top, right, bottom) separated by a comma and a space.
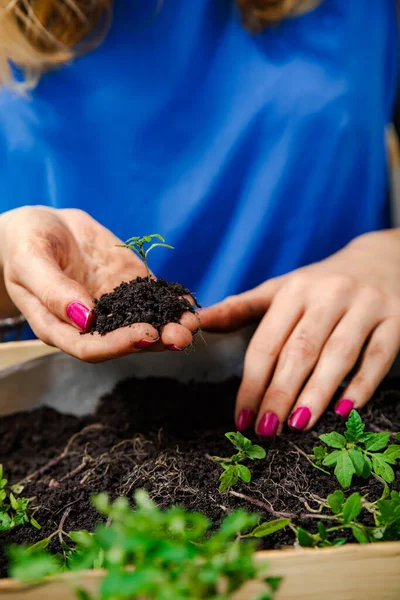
0, 338, 400, 600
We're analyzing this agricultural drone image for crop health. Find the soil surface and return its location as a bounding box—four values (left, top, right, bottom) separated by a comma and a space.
0, 375, 399, 576
90, 277, 198, 335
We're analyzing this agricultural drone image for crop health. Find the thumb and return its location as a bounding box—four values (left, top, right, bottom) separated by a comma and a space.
199, 278, 282, 333
10, 253, 95, 332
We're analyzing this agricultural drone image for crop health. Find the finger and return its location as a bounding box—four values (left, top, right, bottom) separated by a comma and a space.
254, 302, 346, 436
234, 291, 304, 432
199, 278, 282, 333
8, 252, 95, 332
159, 322, 193, 351
12, 286, 161, 361
335, 318, 400, 414
286, 302, 383, 431
180, 310, 200, 333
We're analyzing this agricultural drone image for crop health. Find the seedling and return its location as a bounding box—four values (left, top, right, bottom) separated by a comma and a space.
0, 465, 40, 531
117, 234, 174, 276
312, 410, 400, 488
209, 432, 266, 494
9, 490, 280, 600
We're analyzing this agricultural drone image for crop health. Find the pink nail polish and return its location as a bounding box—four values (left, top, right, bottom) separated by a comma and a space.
257, 412, 280, 437
166, 345, 183, 351
335, 399, 354, 417
134, 339, 159, 349
289, 407, 311, 431
237, 410, 256, 432
66, 302, 93, 332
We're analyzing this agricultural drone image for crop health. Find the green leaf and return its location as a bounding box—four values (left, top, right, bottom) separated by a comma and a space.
317, 521, 327, 539
319, 432, 347, 449
383, 445, 400, 462
313, 446, 327, 462
219, 464, 239, 493
365, 433, 391, 452
297, 528, 315, 548
30, 516, 41, 530
327, 490, 345, 514
332, 538, 347, 546
351, 526, 369, 544
225, 432, 251, 452
9, 493, 19, 512
348, 448, 365, 477
75, 589, 93, 600
342, 493, 362, 522
265, 576, 282, 592
361, 455, 372, 479
8, 547, 61, 582
371, 454, 395, 483
334, 452, 356, 488
246, 445, 266, 460
345, 410, 364, 442
237, 464, 252, 484
28, 536, 53, 552
396, 433, 400, 442
322, 450, 342, 467
244, 518, 291, 538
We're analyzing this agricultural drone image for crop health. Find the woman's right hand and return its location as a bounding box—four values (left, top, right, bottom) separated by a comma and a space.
0, 206, 198, 361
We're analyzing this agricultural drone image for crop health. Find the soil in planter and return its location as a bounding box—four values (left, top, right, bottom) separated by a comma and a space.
0, 375, 399, 576
90, 277, 199, 335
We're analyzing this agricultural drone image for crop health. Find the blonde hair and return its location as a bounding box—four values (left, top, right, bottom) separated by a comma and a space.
0, 0, 322, 87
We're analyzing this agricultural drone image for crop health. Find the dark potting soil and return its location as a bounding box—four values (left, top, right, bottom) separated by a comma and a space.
0, 375, 399, 576
90, 277, 198, 335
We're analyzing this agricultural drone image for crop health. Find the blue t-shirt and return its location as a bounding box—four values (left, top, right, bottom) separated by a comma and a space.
0, 0, 398, 308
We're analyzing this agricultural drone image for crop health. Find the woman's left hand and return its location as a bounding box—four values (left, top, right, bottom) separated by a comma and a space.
200, 231, 400, 435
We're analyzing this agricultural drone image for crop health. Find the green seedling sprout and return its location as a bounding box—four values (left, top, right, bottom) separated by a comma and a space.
117, 234, 174, 276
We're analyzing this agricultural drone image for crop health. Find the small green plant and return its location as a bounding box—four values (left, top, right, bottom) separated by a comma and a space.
209, 432, 266, 494
312, 410, 400, 488
9, 490, 280, 600
0, 465, 40, 532
117, 234, 174, 276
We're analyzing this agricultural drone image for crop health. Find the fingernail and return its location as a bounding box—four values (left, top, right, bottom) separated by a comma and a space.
335, 398, 354, 418
134, 338, 159, 350
166, 344, 183, 351
289, 407, 311, 431
237, 409, 256, 432
66, 302, 93, 332
257, 412, 280, 437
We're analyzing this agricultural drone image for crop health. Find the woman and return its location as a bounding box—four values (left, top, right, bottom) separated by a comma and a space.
0, 0, 399, 437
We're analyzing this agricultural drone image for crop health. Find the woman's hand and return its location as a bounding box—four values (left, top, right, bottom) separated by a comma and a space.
200, 231, 400, 435
0, 206, 198, 361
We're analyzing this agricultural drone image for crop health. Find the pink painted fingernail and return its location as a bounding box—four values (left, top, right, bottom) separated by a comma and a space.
335, 399, 354, 418
166, 344, 183, 351
66, 302, 94, 332
257, 412, 280, 437
134, 338, 159, 350
289, 407, 311, 431
237, 410, 256, 432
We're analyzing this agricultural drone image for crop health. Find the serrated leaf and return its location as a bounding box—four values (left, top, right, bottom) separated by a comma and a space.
319, 432, 347, 449
371, 454, 395, 483
351, 526, 369, 544
334, 452, 356, 488
297, 528, 315, 548
246, 445, 266, 460
348, 448, 365, 477
358, 432, 376, 444
365, 433, 390, 452
327, 490, 345, 514
322, 450, 342, 467
342, 493, 362, 522
384, 445, 400, 462
225, 432, 251, 452
313, 446, 327, 461
219, 465, 239, 493
345, 410, 364, 442
245, 518, 290, 538
237, 464, 251, 483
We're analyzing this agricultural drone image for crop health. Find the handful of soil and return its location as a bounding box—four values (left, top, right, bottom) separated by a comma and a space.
90, 277, 199, 335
